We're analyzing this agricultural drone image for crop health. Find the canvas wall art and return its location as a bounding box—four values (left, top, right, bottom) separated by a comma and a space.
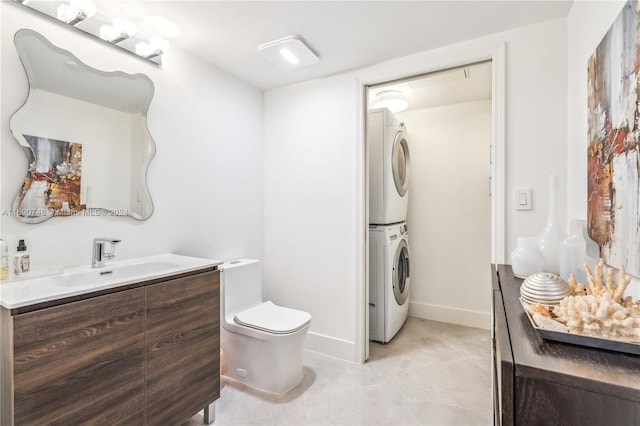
14, 134, 83, 220
587, 1, 640, 277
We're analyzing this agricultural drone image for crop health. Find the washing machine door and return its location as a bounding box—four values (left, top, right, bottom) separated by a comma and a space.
392, 239, 410, 305
392, 130, 410, 197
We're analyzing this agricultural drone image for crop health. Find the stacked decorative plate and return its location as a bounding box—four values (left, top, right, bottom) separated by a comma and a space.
520, 272, 571, 306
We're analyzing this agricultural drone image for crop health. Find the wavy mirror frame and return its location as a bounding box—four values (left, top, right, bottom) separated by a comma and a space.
10, 29, 156, 223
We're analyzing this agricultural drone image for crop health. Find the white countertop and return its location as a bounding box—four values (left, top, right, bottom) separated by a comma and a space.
0, 253, 221, 309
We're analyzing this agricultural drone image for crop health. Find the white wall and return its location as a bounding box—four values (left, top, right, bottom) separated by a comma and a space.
400, 100, 492, 329
566, 0, 639, 299
0, 3, 264, 269
357, 17, 568, 263
263, 74, 359, 360
264, 18, 568, 360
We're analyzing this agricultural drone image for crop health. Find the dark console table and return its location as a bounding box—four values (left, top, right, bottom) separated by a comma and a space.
492, 264, 640, 426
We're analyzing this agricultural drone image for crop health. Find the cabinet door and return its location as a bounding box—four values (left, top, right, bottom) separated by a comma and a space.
13, 288, 145, 425
145, 270, 220, 425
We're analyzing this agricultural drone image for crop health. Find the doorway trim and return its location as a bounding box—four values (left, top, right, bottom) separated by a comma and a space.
353, 43, 506, 363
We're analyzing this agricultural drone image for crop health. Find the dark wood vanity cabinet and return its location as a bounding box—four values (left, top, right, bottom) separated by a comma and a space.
492, 264, 640, 426
10, 288, 146, 425
1, 268, 220, 426
146, 272, 220, 424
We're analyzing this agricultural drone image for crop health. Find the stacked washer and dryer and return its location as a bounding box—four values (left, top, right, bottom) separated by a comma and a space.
368, 108, 411, 343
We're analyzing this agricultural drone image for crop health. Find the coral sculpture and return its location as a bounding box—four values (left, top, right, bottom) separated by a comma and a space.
525, 259, 640, 343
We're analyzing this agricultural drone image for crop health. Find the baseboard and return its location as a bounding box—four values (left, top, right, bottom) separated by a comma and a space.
304, 331, 357, 362
303, 304, 490, 361
408, 301, 491, 330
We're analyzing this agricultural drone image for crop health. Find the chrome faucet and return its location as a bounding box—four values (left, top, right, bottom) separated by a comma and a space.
92, 238, 121, 268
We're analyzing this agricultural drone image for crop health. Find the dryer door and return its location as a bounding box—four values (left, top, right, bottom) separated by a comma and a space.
392, 239, 410, 305
392, 130, 410, 196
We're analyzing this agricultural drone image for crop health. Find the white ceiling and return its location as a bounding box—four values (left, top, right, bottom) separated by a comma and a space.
24, 1, 573, 91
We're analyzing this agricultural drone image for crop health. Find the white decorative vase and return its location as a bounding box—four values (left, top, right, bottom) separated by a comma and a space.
560, 219, 598, 283
537, 175, 567, 274
511, 237, 545, 279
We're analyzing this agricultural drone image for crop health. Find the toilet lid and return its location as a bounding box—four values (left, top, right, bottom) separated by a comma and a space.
234, 301, 311, 334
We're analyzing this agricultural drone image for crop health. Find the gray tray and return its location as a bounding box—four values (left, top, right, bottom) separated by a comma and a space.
520, 298, 640, 356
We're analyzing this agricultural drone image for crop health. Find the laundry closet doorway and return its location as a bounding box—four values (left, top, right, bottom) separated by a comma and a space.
360, 56, 504, 361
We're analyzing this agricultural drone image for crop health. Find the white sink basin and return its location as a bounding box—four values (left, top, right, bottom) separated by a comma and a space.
52, 261, 180, 287
0, 254, 221, 309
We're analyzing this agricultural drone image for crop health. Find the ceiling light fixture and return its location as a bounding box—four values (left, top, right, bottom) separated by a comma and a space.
370, 90, 409, 113
13, 0, 31, 5
56, 0, 96, 26
135, 37, 170, 59
258, 35, 319, 69
100, 18, 137, 44
279, 48, 300, 65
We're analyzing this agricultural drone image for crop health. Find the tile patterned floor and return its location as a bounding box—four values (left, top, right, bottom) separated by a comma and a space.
185, 317, 492, 425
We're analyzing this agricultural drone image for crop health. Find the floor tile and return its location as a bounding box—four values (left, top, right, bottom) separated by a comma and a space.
184, 317, 492, 425
405, 401, 492, 426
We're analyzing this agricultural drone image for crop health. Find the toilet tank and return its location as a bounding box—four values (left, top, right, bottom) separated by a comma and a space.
221, 259, 263, 317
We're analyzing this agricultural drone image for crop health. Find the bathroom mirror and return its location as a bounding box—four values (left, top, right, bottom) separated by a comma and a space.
10, 29, 155, 223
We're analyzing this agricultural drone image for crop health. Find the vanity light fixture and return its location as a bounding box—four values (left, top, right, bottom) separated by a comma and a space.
370, 90, 409, 113
56, 0, 96, 26
257, 35, 319, 69
135, 37, 170, 59
14, 0, 169, 65
100, 18, 137, 44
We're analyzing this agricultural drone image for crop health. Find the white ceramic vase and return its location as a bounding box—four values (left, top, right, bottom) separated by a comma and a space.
511, 237, 545, 279
537, 175, 567, 274
560, 219, 598, 283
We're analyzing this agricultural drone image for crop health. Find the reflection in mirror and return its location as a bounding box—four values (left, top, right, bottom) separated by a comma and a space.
10, 29, 156, 223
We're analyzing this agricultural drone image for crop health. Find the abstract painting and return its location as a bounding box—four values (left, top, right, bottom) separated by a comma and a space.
587, 1, 640, 277
14, 134, 83, 220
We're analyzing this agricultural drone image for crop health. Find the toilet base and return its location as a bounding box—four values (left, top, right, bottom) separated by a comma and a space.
222, 370, 304, 395
221, 324, 309, 394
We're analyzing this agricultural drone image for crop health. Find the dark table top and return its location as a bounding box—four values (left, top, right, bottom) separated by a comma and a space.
495, 264, 640, 402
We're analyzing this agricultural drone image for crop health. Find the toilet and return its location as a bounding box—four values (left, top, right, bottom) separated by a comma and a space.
220, 259, 311, 394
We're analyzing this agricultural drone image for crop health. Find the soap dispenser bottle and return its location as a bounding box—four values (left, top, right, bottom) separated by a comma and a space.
14, 239, 30, 275
0, 239, 8, 280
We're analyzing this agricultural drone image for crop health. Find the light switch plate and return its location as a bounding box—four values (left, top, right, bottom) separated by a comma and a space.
515, 188, 532, 210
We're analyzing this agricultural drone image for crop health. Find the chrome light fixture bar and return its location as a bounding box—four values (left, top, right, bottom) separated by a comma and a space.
11, 0, 170, 65
136, 37, 170, 59
100, 18, 137, 44
57, 0, 96, 26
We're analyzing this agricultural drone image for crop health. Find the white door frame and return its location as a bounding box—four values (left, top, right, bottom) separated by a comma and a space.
353, 43, 506, 363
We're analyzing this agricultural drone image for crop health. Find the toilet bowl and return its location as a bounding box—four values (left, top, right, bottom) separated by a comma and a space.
220, 259, 311, 394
